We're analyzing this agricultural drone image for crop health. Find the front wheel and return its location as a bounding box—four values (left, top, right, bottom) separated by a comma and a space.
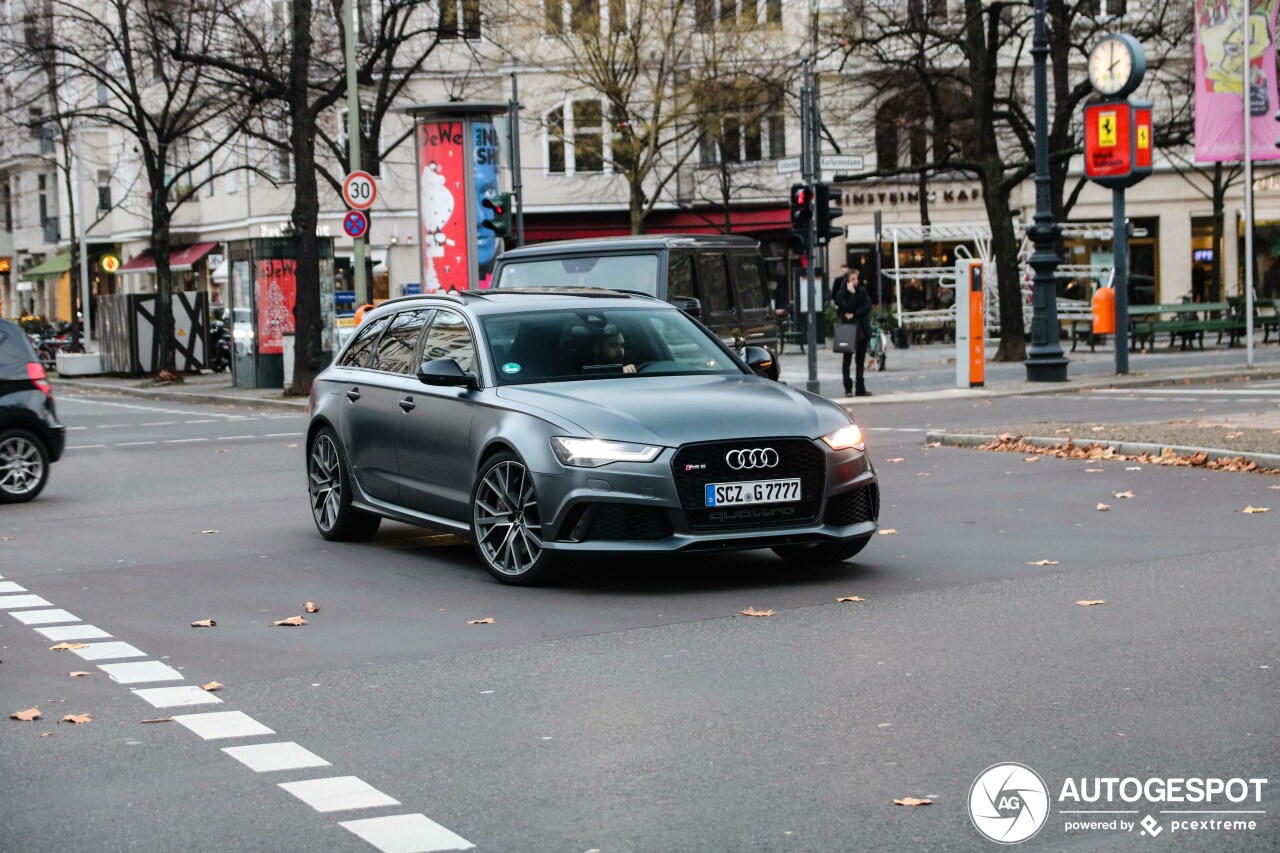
307, 427, 381, 541
471, 452, 559, 585
0, 428, 50, 503
772, 535, 871, 566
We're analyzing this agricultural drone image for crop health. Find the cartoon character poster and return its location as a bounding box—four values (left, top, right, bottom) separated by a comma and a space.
473, 120, 501, 287
418, 121, 470, 292
256, 258, 296, 354
1196, 0, 1280, 161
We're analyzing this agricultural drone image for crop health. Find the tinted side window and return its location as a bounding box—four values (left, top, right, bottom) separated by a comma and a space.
730, 253, 769, 311
338, 315, 391, 368
422, 309, 475, 373
372, 310, 431, 374
697, 254, 734, 315
668, 252, 695, 299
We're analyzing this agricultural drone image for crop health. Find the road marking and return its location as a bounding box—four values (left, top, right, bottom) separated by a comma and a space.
98, 661, 185, 684
67, 426, 88, 431
172, 710, 275, 740
68, 444, 106, 450
142, 421, 177, 426
279, 776, 401, 812
266, 432, 304, 438
217, 435, 255, 441
0, 594, 53, 609
164, 438, 209, 444
71, 641, 147, 661
133, 686, 225, 708
222, 742, 332, 773
119, 441, 158, 447
340, 814, 476, 852
35, 624, 111, 641
865, 427, 932, 433
0, 581, 28, 594
185, 419, 219, 424
1092, 388, 1280, 397
95, 424, 129, 429
10, 608, 80, 624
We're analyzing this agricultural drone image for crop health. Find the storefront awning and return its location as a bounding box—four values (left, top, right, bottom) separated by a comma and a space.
119, 242, 220, 274
20, 252, 72, 280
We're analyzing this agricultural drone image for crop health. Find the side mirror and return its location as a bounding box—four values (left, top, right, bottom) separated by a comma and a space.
417, 358, 479, 389
671, 295, 702, 319
741, 346, 775, 378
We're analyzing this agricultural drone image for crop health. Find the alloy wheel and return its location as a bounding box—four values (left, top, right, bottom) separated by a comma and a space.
474, 460, 544, 576
0, 434, 45, 497
309, 434, 342, 532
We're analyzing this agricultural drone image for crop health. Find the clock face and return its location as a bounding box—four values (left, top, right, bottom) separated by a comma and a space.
1089, 38, 1133, 96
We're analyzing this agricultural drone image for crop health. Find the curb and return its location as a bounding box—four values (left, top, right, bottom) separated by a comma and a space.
51, 379, 308, 411
925, 431, 1280, 471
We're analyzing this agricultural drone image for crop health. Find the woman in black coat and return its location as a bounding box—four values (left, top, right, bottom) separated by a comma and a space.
834, 269, 873, 397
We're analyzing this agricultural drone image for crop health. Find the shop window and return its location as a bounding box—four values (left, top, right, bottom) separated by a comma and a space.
544, 100, 607, 174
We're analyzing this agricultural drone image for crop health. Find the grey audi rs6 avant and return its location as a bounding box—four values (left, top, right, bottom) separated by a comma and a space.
307, 290, 879, 584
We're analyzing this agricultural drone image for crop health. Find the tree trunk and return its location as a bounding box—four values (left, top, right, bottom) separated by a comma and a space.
918, 169, 933, 307
629, 179, 647, 235
982, 177, 1027, 361
1211, 163, 1225, 302
288, 0, 322, 396
151, 191, 177, 375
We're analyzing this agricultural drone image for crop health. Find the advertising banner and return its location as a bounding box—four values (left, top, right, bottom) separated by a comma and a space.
1195, 0, 1280, 161
418, 121, 470, 292
473, 120, 501, 288
256, 258, 296, 354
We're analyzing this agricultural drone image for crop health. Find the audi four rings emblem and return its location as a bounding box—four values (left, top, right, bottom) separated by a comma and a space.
725, 448, 779, 470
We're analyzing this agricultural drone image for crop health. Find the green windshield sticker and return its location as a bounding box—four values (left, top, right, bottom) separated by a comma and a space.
501, 362, 521, 374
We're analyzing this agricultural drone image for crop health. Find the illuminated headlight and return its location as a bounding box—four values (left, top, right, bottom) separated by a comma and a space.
551, 437, 662, 467
821, 423, 865, 451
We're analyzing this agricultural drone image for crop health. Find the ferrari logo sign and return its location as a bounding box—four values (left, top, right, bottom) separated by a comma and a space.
1098, 111, 1118, 147
1083, 99, 1151, 189
1136, 125, 1149, 149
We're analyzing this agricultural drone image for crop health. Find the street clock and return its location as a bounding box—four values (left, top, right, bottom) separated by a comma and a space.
1088, 34, 1146, 99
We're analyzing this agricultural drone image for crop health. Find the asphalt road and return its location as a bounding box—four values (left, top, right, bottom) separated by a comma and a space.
1, 387, 1276, 852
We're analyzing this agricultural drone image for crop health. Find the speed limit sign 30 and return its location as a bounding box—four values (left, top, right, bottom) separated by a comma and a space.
343, 171, 377, 210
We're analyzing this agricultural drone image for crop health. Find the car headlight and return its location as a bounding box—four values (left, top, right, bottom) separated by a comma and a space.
821, 423, 865, 451
551, 437, 662, 467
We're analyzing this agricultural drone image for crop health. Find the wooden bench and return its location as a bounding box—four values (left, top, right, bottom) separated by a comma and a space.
1128, 302, 1245, 352
1251, 297, 1280, 342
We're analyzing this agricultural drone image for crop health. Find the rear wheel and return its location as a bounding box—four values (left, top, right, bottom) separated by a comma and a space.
877, 352, 886, 371
772, 535, 871, 566
471, 452, 559, 585
0, 428, 50, 503
307, 427, 381, 541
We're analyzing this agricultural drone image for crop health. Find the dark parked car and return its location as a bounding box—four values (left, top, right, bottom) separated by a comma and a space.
491, 235, 782, 379
0, 318, 65, 502
306, 290, 879, 585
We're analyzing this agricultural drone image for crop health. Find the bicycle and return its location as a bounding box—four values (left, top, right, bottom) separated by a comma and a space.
866, 316, 888, 372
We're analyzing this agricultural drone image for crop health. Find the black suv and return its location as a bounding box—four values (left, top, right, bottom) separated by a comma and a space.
491, 235, 782, 379
0, 318, 65, 502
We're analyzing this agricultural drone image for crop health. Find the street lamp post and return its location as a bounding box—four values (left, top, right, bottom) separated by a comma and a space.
1023, 0, 1069, 381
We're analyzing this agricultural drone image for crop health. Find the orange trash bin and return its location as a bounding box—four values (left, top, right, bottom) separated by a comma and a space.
1091, 286, 1115, 335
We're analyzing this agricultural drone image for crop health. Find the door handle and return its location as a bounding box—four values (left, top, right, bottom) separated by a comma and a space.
399, 397, 416, 412
346, 388, 361, 402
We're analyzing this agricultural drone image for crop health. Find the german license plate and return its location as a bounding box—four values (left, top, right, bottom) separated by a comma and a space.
704, 478, 801, 507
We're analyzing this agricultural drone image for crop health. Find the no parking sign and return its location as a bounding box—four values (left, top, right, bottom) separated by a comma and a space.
343, 210, 369, 239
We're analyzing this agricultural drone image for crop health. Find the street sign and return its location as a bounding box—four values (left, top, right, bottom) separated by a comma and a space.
776, 155, 865, 176
343, 209, 369, 239
342, 171, 377, 210
776, 157, 801, 175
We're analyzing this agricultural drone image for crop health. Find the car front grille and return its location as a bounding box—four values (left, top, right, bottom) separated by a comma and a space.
822, 483, 879, 527
570, 503, 674, 542
671, 438, 825, 530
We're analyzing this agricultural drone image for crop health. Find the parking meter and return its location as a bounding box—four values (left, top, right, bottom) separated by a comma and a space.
955, 258, 985, 388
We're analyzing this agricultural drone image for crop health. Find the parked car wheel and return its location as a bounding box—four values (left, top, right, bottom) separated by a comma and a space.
308, 426, 381, 541
471, 451, 559, 586
772, 535, 871, 566
0, 428, 50, 503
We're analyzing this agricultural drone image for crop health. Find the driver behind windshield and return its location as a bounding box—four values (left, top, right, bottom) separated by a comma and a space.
589, 325, 637, 374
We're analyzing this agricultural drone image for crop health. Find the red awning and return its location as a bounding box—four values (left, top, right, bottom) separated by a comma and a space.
119, 242, 220, 274
522, 207, 790, 243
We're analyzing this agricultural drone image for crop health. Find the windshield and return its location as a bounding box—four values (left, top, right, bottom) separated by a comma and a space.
494, 253, 660, 296
481, 307, 743, 386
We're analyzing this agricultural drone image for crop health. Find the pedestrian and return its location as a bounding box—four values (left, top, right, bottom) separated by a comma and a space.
830, 263, 850, 306
834, 269, 873, 397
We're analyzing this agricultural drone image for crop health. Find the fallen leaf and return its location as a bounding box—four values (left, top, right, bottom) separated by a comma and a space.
1023, 456, 1040, 462
1242, 506, 1270, 514
287, 443, 298, 448
10, 707, 41, 721
894, 797, 932, 807
1090, 426, 1106, 432
1113, 490, 1134, 499
916, 472, 929, 477
1126, 466, 1142, 471
61, 714, 93, 724
1270, 485, 1280, 490
40, 732, 52, 737
304, 601, 320, 613
68, 672, 93, 678
885, 457, 905, 463
1195, 408, 1206, 413
1225, 432, 1243, 439
0, 536, 13, 541
1096, 503, 1110, 511
216, 449, 229, 454
467, 617, 495, 625
201, 682, 222, 692
1027, 559, 1059, 566
1076, 599, 1106, 606
272, 616, 307, 627
191, 619, 216, 628
924, 441, 940, 448
739, 607, 775, 617
878, 529, 897, 535
1055, 428, 1072, 434
196, 529, 218, 535
140, 718, 172, 724
49, 643, 89, 651
1084, 468, 1103, 473
836, 596, 866, 603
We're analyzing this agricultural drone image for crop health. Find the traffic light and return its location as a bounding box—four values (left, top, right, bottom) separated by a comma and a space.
815, 182, 843, 245
789, 183, 811, 252
481, 192, 513, 239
